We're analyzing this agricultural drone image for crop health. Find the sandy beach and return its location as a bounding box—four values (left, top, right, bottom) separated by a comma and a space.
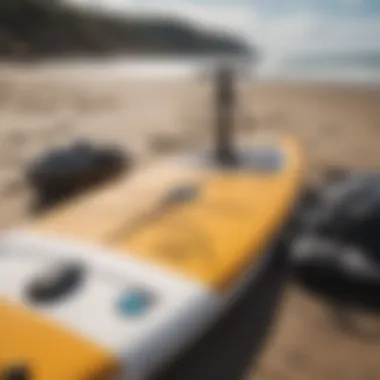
1, 65, 380, 380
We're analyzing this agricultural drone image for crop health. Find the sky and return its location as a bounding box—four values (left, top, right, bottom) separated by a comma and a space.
66, 0, 380, 58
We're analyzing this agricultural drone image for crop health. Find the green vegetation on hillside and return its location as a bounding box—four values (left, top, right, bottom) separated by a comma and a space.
0, 0, 252, 59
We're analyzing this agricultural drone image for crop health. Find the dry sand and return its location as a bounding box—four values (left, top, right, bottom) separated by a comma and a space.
1, 66, 380, 380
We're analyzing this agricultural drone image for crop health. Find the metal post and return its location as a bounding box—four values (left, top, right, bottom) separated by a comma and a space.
214, 64, 237, 166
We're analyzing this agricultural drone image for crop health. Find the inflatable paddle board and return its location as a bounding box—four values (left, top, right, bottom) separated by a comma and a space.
0, 69, 304, 380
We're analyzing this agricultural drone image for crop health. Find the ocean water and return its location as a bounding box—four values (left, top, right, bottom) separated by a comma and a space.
258, 51, 380, 84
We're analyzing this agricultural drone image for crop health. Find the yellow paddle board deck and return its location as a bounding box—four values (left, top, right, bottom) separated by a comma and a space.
27, 135, 304, 291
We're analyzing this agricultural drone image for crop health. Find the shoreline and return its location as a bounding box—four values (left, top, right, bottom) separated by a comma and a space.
1, 57, 379, 87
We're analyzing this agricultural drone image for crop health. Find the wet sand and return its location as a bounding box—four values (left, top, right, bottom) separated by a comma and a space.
1, 67, 380, 380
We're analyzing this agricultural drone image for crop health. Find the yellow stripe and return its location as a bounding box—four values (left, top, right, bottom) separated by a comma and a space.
0, 299, 119, 380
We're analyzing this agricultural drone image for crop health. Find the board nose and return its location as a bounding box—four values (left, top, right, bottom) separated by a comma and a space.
0, 300, 119, 380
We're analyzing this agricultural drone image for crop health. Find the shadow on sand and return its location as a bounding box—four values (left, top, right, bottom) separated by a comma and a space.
154, 235, 290, 380
293, 271, 380, 344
